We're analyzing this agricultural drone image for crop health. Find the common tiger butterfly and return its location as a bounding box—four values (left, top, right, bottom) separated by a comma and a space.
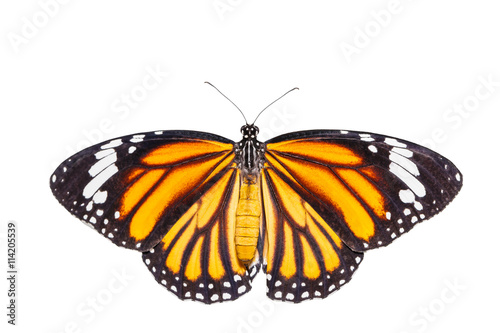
50, 84, 462, 304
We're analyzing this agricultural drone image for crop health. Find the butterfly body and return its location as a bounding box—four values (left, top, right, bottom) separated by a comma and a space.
51, 125, 462, 304
234, 176, 261, 265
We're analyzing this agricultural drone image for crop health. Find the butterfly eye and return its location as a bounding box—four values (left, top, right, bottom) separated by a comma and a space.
240, 126, 246, 134
254, 126, 259, 135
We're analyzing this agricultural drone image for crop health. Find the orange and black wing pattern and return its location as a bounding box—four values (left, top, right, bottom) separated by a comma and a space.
142, 167, 260, 303
261, 129, 462, 302
264, 130, 463, 253
261, 167, 363, 302
51, 125, 462, 304
50, 131, 236, 252
50, 130, 260, 303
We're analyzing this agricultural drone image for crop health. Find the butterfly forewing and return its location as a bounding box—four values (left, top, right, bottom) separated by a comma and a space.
264, 130, 463, 252
50, 130, 236, 252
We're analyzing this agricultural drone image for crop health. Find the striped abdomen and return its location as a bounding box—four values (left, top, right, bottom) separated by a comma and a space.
235, 176, 261, 265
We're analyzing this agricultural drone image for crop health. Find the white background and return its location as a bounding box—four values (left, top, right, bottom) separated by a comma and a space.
1, 1, 499, 332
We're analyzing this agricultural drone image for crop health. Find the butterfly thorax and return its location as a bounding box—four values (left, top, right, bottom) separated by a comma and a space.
236, 124, 265, 177
234, 124, 264, 266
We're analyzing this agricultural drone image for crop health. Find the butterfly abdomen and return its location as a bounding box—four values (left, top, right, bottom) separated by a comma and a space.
235, 176, 261, 265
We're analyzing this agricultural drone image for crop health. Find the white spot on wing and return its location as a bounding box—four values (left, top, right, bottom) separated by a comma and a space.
389, 162, 426, 197
399, 189, 415, 204
89, 152, 117, 177
101, 139, 122, 149
83, 165, 118, 198
385, 138, 407, 148
130, 134, 145, 143
92, 190, 108, 204
95, 149, 115, 160
392, 147, 413, 158
360, 134, 374, 142
389, 151, 419, 177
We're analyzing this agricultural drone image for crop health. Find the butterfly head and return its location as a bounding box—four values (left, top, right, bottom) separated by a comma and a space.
240, 124, 259, 140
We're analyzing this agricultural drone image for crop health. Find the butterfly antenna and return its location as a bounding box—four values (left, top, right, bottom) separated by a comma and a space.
205, 81, 248, 125
251, 87, 299, 125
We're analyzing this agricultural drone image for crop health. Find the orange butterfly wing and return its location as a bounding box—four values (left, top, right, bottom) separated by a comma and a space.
264, 130, 462, 252
261, 167, 363, 302
51, 131, 235, 252
261, 130, 462, 301
142, 167, 260, 303
51, 131, 261, 302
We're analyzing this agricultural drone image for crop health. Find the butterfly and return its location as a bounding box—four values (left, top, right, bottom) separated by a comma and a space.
50, 84, 462, 304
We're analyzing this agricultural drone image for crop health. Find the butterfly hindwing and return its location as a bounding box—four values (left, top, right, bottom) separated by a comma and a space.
50, 130, 236, 252
261, 167, 363, 302
264, 130, 463, 252
142, 167, 259, 303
